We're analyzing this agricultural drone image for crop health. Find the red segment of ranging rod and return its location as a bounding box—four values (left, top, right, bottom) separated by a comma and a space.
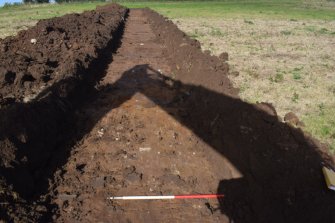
108, 194, 224, 200
175, 194, 224, 199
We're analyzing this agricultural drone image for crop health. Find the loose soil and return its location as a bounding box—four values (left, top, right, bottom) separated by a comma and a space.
1, 4, 335, 223
0, 4, 127, 104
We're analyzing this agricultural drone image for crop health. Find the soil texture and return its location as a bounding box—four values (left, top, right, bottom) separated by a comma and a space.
1, 5, 335, 223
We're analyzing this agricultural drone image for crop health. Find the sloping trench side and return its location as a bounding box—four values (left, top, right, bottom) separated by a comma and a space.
0, 4, 128, 222
143, 9, 335, 223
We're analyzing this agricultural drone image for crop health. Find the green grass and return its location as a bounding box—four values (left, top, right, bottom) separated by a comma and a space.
0, 0, 334, 21
303, 107, 335, 152
291, 67, 303, 80
270, 70, 285, 83
0, 2, 105, 18
1, 1, 334, 38
122, 0, 335, 20
188, 28, 205, 38
209, 27, 225, 37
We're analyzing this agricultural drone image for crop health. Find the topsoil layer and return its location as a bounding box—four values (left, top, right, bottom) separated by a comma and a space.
1, 4, 335, 223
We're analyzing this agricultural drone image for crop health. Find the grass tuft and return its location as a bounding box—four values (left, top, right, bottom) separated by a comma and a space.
244, 19, 254, 25
280, 30, 292, 35
209, 27, 225, 37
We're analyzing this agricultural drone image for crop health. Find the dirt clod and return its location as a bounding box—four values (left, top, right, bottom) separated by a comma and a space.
284, 111, 300, 125
219, 52, 229, 61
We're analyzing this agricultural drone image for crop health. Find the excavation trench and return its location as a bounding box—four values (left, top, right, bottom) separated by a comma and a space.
1, 5, 335, 223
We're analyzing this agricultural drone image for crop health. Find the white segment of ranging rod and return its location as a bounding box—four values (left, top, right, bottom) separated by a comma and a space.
109, 195, 175, 200
108, 194, 224, 200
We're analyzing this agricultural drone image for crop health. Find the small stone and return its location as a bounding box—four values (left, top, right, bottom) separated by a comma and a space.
97, 128, 104, 137
30, 39, 37, 44
35, 205, 46, 212
72, 42, 80, 50
23, 94, 36, 103
139, 147, 151, 152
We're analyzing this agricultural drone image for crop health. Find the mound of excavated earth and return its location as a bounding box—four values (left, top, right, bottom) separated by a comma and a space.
1, 4, 335, 223
0, 4, 126, 104
0, 4, 128, 222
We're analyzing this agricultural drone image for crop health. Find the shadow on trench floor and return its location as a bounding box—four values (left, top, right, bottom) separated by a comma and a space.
109, 64, 335, 222
1, 63, 335, 222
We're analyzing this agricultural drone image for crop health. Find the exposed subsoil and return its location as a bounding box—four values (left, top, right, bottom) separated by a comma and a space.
1, 4, 335, 223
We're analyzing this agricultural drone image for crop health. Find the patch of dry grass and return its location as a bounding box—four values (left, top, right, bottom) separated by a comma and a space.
0, 19, 36, 39
175, 18, 335, 150
0, 2, 105, 39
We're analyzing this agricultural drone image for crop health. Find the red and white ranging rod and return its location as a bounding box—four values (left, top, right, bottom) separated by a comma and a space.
108, 194, 224, 200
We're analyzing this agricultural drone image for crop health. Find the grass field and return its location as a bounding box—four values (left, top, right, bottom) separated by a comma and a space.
0, 0, 334, 151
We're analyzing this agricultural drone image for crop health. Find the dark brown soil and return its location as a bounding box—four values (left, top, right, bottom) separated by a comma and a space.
0, 4, 128, 222
0, 4, 127, 105
1, 4, 335, 223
